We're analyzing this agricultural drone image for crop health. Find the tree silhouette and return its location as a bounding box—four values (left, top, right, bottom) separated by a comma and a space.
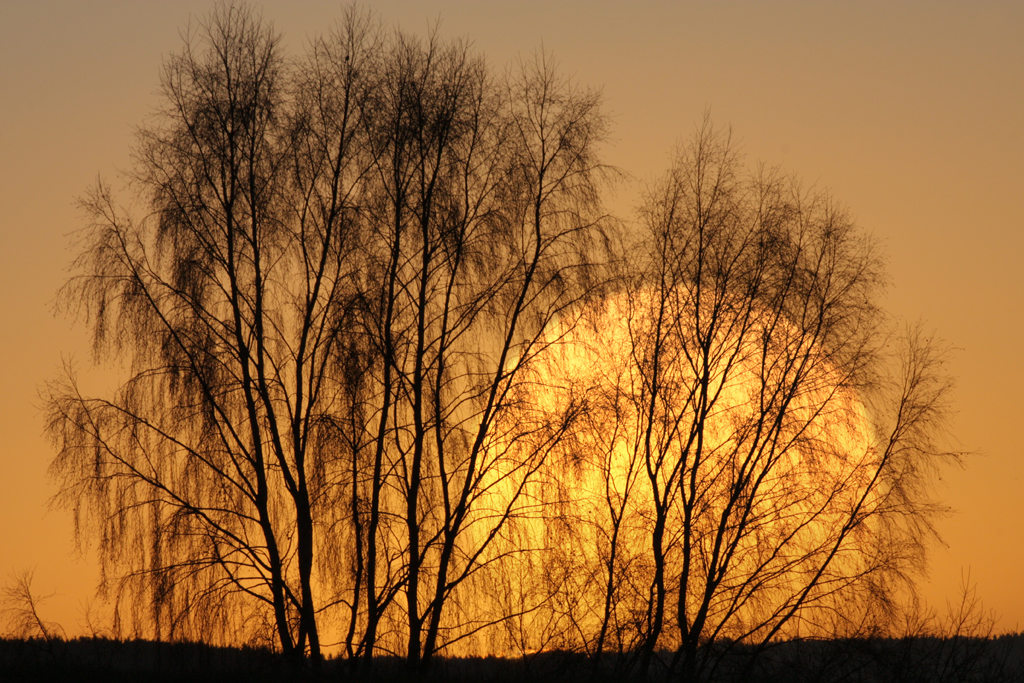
45, 2, 612, 670
47, 3, 341, 660
2, 570, 65, 644
44, 3, 955, 677
521, 119, 957, 681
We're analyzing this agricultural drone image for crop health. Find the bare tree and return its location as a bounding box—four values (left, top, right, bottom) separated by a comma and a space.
343, 39, 613, 669
45, 3, 613, 670
45, 4, 956, 676
526, 118, 957, 681
45, 2, 351, 661
2, 570, 65, 644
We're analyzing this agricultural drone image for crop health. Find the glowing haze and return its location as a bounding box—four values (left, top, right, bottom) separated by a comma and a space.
1, 1, 1022, 636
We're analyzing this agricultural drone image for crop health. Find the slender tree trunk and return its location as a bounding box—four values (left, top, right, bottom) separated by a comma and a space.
296, 491, 321, 664
639, 509, 667, 679
363, 181, 405, 667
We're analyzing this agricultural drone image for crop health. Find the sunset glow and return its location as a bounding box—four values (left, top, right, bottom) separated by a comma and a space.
2, 2, 1022, 676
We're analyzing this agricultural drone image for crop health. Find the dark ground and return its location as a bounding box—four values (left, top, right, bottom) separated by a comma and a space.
3, 633, 1023, 682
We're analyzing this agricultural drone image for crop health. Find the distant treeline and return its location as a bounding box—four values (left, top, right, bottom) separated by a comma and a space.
3, 634, 1023, 683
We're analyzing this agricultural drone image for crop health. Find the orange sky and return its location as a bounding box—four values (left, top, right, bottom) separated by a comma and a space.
2, 0, 1022, 636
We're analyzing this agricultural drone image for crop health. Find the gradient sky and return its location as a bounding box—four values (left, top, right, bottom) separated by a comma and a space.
2, 0, 1022, 636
